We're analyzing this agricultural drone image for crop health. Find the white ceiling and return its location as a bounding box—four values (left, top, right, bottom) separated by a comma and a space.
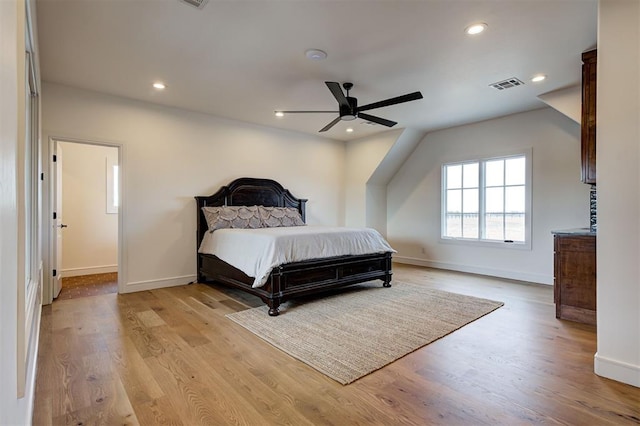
36, 0, 597, 142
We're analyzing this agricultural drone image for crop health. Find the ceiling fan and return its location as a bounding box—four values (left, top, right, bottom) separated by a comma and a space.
276, 82, 424, 132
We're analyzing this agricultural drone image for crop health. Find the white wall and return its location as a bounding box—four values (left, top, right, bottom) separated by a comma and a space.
42, 83, 345, 295
59, 142, 118, 276
0, 3, 22, 423
537, 85, 582, 124
344, 129, 401, 228
387, 108, 590, 284
1, 0, 41, 424
595, 0, 640, 388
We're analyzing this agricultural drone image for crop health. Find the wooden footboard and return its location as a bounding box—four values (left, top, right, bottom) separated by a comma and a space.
199, 252, 392, 316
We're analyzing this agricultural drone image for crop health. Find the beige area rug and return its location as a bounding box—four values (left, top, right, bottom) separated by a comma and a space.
226, 281, 503, 385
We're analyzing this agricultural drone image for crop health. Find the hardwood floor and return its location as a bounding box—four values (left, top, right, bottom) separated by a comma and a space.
57, 273, 118, 300
33, 264, 640, 425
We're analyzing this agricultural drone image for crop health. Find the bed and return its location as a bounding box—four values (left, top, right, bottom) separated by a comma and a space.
195, 177, 393, 316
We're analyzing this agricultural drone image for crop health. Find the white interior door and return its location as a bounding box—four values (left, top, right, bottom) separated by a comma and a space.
53, 142, 64, 298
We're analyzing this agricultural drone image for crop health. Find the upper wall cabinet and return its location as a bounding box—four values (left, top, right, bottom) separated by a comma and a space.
581, 49, 597, 184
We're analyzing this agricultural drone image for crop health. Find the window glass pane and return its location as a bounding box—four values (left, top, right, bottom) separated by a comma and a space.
505, 156, 525, 185
462, 214, 479, 238
446, 164, 462, 189
505, 186, 525, 213
446, 214, 462, 238
462, 188, 478, 213
484, 214, 504, 240
113, 165, 119, 207
485, 187, 504, 213
447, 189, 461, 213
505, 214, 525, 242
462, 162, 478, 188
25, 66, 32, 282
485, 159, 504, 186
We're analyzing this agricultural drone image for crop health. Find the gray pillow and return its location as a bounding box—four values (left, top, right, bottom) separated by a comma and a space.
202, 205, 262, 231
258, 206, 305, 227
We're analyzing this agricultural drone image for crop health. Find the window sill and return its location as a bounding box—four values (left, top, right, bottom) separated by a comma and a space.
439, 236, 531, 250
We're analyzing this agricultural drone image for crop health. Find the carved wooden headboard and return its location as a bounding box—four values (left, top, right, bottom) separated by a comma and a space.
195, 177, 308, 248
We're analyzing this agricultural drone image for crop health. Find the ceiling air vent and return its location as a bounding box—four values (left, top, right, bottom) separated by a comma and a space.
179, 0, 208, 9
490, 78, 525, 91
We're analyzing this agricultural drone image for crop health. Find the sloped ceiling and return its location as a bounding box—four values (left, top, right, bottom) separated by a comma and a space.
36, 0, 597, 141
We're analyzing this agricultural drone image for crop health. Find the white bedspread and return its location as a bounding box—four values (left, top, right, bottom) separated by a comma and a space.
198, 226, 395, 288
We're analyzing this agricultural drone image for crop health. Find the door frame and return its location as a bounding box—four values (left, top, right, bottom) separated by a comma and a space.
45, 136, 124, 304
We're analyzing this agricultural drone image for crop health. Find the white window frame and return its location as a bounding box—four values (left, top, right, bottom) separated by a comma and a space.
440, 149, 532, 250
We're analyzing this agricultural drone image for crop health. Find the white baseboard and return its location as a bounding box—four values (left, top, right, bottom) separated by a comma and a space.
61, 265, 118, 277
24, 297, 42, 426
123, 274, 197, 293
393, 256, 553, 285
594, 353, 640, 388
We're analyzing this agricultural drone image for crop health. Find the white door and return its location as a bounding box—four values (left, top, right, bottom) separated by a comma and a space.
52, 142, 65, 298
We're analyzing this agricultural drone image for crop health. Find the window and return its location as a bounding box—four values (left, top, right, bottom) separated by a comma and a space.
442, 152, 530, 246
18, 7, 41, 397
24, 50, 39, 292
106, 156, 119, 214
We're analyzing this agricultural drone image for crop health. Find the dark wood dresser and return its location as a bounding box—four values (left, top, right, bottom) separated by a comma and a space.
581, 49, 597, 184
552, 230, 596, 325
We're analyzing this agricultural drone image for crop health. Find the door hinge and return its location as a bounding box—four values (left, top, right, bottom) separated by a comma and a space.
53, 154, 57, 162
53, 269, 57, 277
53, 212, 57, 220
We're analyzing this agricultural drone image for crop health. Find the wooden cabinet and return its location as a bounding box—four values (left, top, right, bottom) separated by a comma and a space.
581, 49, 597, 184
553, 233, 596, 325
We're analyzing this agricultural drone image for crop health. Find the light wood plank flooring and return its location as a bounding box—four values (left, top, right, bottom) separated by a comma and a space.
33, 264, 640, 425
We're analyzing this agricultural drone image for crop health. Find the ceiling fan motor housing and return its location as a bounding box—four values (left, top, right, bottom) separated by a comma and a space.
340, 97, 358, 121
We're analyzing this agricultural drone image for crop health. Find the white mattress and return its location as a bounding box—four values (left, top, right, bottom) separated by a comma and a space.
198, 226, 395, 288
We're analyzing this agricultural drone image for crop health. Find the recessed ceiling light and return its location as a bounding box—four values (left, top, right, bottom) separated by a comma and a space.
346, 128, 354, 133
153, 82, 166, 90
274, 111, 284, 118
305, 49, 327, 61
465, 23, 487, 35
531, 74, 547, 83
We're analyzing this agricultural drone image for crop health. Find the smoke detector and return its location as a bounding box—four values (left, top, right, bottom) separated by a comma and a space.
179, 0, 208, 9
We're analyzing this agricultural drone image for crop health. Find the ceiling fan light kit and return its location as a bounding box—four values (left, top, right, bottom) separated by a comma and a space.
278, 81, 423, 132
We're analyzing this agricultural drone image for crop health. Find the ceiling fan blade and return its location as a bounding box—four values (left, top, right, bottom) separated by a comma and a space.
358, 112, 397, 127
319, 116, 342, 132
276, 110, 338, 113
325, 82, 349, 108
358, 91, 423, 112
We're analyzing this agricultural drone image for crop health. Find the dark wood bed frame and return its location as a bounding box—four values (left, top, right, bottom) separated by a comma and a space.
195, 177, 392, 316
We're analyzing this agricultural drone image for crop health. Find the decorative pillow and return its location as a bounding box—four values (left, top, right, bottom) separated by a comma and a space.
202, 205, 262, 231
258, 206, 306, 228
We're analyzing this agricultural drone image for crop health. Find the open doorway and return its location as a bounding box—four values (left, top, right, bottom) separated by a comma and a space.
51, 139, 121, 301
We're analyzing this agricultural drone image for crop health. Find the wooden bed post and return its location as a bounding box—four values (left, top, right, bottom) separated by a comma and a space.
383, 252, 393, 287
267, 266, 283, 316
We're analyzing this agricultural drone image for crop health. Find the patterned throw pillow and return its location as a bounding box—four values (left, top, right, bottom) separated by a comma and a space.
202, 206, 262, 231
258, 206, 306, 227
